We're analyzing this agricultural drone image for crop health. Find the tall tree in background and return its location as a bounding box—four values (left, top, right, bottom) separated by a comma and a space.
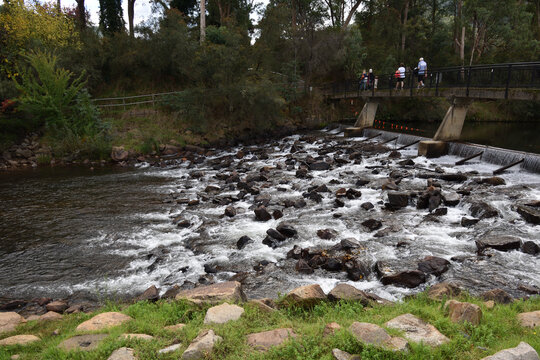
75, 0, 86, 29
128, 0, 135, 36
99, 0, 124, 34
200, 0, 205, 43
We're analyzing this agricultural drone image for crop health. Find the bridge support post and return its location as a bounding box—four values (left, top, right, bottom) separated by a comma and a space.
417, 97, 472, 158
344, 100, 379, 137
433, 97, 473, 141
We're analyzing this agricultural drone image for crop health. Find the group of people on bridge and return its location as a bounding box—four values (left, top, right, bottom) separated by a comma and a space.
358, 57, 428, 91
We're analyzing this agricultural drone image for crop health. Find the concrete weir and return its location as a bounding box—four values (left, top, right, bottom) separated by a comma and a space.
360, 128, 540, 174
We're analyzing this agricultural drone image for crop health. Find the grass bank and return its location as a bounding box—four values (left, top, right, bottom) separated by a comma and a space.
1, 290, 539, 360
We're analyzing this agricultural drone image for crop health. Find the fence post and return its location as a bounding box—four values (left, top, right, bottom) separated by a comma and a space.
505, 64, 512, 100
435, 71, 440, 97
123, 97, 126, 110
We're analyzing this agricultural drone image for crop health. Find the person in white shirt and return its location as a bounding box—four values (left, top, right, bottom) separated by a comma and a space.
417, 57, 427, 88
395, 63, 406, 90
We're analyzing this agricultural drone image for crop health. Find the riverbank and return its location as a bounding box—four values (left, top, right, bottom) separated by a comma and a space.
0, 281, 539, 360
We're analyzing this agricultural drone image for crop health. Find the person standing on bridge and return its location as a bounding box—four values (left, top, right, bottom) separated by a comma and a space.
417, 57, 427, 88
368, 69, 375, 89
359, 69, 368, 90
395, 63, 406, 90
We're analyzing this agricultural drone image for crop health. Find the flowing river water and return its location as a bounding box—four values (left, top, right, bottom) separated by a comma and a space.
0, 129, 539, 305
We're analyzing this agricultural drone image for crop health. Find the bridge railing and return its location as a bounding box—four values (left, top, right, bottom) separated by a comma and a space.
324, 62, 540, 99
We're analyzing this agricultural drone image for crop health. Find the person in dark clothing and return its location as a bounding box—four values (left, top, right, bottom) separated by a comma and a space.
368, 69, 375, 89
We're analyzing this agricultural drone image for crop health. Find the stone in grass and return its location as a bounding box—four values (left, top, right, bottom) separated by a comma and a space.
76, 312, 133, 332
158, 343, 182, 354
323, 322, 341, 337
0, 335, 40, 346
108, 347, 137, 360
0, 312, 25, 334
284, 284, 326, 306
384, 314, 449, 347
182, 329, 222, 360
246, 328, 297, 351
176, 281, 247, 304
164, 323, 186, 332
58, 334, 108, 351
120, 334, 154, 341
332, 348, 361, 360
480, 342, 540, 360
46, 300, 69, 313
445, 300, 482, 325
517, 311, 540, 329
204, 303, 244, 324
38, 311, 63, 321
348, 322, 408, 351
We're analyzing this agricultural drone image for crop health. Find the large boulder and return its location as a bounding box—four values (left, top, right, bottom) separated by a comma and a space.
481, 342, 539, 360
327, 284, 370, 306
175, 281, 247, 304
182, 329, 222, 360
348, 322, 408, 351
76, 312, 132, 332
285, 284, 326, 306
517, 311, 540, 329
46, 300, 69, 313
246, 328, 297, 351
39, 311, 63, 322
58, 334, 108, 351
0, 335, 40, 346
386, 192, 410, 209
446, 300, 482, 325
516, 205, 540, 225
203, 303, 244, 324
381, 270, 427, 288
469, 202, 499, 219
384, 314, 449, 347
417, 256, 450, 276
0, 312, 24, 334
136, 285, 160, 302
476, 235, 521, 252
427, 282, 461, 300
254, 206, 272, 221
481, 289, 513, 304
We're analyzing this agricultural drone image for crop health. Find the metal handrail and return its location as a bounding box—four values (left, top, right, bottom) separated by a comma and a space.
324, 61, 540, 100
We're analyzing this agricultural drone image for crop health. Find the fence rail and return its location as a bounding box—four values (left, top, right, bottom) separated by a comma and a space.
324, 61, 540, 100
92, 91, 183, 109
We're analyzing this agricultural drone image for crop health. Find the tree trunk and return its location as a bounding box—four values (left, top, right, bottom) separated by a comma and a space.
460, 26, 465, 65
401, 0, 409, 55
200, 0, 206, 44
128, 0, 135, 37
343, 0, 362, 29
76, 0, 86, 29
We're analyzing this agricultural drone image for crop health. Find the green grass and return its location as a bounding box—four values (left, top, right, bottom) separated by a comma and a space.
0, 291, 538, 360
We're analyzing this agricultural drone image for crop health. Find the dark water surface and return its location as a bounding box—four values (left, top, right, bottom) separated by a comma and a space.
372, 121, 540, 154
0, 167, 172, 300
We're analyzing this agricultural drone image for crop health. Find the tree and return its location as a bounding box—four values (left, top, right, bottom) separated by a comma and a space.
128, 0, 135, 37
99, 0, 124, 34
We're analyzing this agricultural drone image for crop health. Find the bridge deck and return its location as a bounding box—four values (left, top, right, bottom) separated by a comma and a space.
328, 87, 540, 101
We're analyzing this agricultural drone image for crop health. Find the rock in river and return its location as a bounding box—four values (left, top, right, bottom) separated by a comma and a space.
381, 270, 427, 288
417, 256, 450, 276
476, 235, 521, 252
254, 206, 272, 221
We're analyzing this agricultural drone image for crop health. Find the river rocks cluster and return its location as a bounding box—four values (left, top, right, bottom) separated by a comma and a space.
0, 133, 50, 170
141, 130, 540, 304
1, 281, 538, 360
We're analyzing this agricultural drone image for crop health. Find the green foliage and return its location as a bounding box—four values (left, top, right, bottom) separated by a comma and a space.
0, 293, 539, 359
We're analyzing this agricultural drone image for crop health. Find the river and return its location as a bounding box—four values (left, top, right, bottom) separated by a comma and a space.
0, 130, 539, 304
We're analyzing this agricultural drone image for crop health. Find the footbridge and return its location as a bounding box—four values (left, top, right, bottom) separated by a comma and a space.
324, 62, 540, 154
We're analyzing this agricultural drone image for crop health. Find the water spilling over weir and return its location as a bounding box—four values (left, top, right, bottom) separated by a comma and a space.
0, 129, 538, 304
